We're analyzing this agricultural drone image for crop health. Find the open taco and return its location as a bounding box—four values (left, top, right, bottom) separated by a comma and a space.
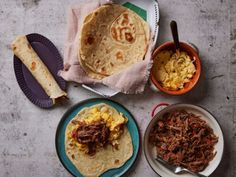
65, 103, 133, 177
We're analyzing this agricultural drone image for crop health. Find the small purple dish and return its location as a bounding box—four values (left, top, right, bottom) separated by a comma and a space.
13, 33, 66, 108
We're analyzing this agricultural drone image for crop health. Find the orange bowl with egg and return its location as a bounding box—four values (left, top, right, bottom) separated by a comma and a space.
150, 42, 201, 95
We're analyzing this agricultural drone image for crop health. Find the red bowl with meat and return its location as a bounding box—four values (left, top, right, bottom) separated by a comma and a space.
143, 103, 224, 177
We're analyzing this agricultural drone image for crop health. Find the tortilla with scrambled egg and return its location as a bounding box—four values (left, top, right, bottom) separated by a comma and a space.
65, 103, 133, 177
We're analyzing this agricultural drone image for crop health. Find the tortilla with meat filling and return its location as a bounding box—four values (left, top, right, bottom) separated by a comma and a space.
65, 103, 133, 177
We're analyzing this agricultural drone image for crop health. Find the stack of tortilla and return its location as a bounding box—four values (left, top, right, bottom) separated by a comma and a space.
79, 4, 150, 79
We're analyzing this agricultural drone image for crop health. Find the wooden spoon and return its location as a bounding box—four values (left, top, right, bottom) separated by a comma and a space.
170, 20, 180, 57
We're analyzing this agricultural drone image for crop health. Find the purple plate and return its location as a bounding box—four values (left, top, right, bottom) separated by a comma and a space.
13, 33, 66, 108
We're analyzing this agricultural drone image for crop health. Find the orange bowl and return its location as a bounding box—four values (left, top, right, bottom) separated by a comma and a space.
150, 42, 201, 95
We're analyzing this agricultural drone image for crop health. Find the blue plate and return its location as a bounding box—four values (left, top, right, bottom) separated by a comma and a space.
55, 98, 140, 177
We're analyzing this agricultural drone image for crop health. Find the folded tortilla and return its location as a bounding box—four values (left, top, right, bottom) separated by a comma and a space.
11, 36, 67, 104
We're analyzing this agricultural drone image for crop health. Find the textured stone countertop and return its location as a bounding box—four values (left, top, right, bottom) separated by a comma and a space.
0, 0, 235, 177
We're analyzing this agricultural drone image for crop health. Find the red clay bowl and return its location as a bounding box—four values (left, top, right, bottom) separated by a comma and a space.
150, 41, 201, 95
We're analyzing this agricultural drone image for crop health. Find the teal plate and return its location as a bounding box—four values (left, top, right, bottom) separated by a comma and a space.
55, 98, 140, 177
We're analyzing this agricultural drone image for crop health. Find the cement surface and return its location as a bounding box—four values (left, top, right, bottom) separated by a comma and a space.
0, 0, 235, 176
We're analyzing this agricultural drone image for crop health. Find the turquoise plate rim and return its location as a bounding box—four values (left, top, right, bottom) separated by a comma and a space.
55, 98, 140, 177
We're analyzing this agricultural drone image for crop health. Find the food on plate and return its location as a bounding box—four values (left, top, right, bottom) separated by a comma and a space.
79, 4, 150, 79
153, 50, 196, 90
65, 103, 133, 177
11, 36, 67, 104
149, 110, 218, 172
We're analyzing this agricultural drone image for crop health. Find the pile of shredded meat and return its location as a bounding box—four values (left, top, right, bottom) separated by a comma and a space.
72, 121, 110, 155
149, 110, 218, 172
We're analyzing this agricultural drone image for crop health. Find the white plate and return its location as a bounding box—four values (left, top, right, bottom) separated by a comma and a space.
82, 0, 160, 97
144, 104, 224, 177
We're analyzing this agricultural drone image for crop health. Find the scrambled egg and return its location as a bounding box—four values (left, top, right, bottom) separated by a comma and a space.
153, 50, 196, 90
67, 105, 127, 152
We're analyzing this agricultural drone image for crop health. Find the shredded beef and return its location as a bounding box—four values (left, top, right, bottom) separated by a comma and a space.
76, 121, 110, 155
149, 110, 218, 172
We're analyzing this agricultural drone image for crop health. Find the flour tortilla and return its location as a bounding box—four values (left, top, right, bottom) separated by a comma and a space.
11, 36, 67, 104
65, 103, 133, 177
79, 4, 150, 79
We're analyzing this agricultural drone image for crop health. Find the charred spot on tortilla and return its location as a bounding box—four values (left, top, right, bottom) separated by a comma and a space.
111, 27, 118, 40
125, 32, 134, 42
100, 67, 108, 75
111, 13, 136, 44
121, 13, 129, 25
116, 51, 123, 61
71, 154, 75, 159
30, 61, 36, 71
86, 36, 94, 45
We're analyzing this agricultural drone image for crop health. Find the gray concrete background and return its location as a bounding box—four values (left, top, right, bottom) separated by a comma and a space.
0, 0, 235, 177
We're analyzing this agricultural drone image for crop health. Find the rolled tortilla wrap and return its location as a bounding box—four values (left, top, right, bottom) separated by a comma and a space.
11, 35, 67, 104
